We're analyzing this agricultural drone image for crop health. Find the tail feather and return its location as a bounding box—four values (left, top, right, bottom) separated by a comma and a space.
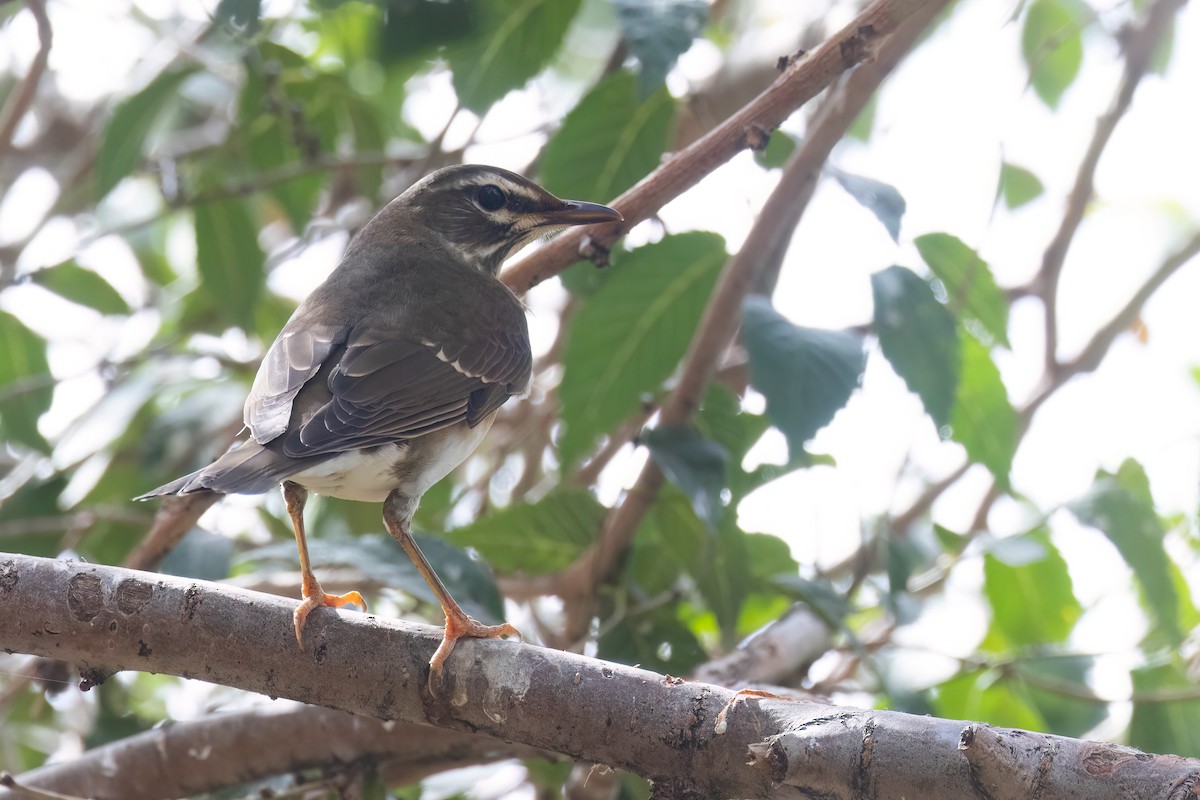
135, 441, 318, 500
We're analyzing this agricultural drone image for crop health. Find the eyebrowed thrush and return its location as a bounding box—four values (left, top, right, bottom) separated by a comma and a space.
139, 165, 622, 691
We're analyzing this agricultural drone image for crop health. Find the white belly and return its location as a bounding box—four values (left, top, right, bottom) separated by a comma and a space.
288, 420, 492, 503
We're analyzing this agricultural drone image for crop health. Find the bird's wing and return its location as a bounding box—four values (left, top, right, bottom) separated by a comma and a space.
279, 322, 532, 458
244, 323, 350, 444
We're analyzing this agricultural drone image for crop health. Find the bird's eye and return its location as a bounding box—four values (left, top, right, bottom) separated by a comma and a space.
476, 184, 507, 212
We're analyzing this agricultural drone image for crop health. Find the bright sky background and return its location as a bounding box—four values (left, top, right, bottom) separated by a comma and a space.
1, 0, 1198, 773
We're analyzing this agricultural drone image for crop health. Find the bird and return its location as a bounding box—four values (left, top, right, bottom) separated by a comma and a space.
139, 164, 622, 692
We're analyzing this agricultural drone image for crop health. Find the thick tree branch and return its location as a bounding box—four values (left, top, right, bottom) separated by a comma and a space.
1039, 0, 1185, 370
0, 705, 544, 800
499, 0, 937, 294
1, 555, 1197, 800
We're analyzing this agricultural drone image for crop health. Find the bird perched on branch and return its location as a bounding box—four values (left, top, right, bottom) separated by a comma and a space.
139, 164, 622, 691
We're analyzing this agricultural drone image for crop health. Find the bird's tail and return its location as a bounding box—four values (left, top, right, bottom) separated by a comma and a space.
134, 440, 308, 500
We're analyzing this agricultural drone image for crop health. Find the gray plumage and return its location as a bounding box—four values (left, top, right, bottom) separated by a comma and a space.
139, 165, 544, 501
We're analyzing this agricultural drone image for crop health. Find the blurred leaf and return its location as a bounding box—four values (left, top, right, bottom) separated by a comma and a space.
380, 0, 479, 63
598, 604, 707, 674
559, 232, 726, 466
1130, 661, 1200, 757
449, 0, 583, 112
829, 168, 906, 243
997, 162, 1044, 210
934, 669, 1047, 730
1020, 0, 1085, 108
644, 425, 729, 530
753, 129, 796, 169
540, 70, 675, 203
445, 489, 603, 574
159, 528, 233, 581
744, 531, 798, 578
847, 93, 877, 142
30, 261, 130, 315
0, 311, 52, 452
1015, 655, 1106, 738
97, 66, 197, 198
872, 265, 960, 428
773, 574, 849, 627
743, 296, 865, 459
193, 199, 266, 330
982, 528, 1080, 650
934, 523, 969, 555
240, 533, 504, 622
1069, 459, 1180, 644
640, 490, 748, 641
216, 0, 262, 34
950, 335, 1017, 485
613, 0, 707, 96
915, 233, 1010, 347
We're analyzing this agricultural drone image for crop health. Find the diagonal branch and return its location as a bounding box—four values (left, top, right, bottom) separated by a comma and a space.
504, 0, 951, 614
1038, 0, 1186, 370
499, 0, 938, 295
1, 554, 1197, 800
0, 0, 51, 160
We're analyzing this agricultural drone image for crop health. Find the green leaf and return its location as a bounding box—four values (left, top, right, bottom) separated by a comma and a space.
934, 670, 1047, 731
772, 574, 849, 627
829, 168, 906, 243
380, 0, 479, 64
847, 93, 877, 142
742, 296, 865, 459
445, 489, 604, 574
0, 311, 52, 452
215, 0, 261, 34
30, 261, 130, 315
753, 129, 796, 169
640, 491, 748, 643
643, 425, 729, 530
193, 199, 266, 331
539, 70, 675, 203
97, 66, 197, 198
915, 233, 1010, 347
997, 162, 1044, 210
448, 0, 583, 113
1130, 661, 1200, 758
1015, 656, 1106, 738
598, 605, 707, 674
982, 528, 1081, 650
559, 232, 726, 466
950, 335, 1017, 485
1069, 459, 1180, 644
240, 534, 504, 623
872, 265, 960, 429
1020, 0, 1085, 108
613, 0, 708, 96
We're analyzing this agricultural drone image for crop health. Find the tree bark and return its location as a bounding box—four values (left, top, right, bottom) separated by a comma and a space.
2, 554, 1196, 799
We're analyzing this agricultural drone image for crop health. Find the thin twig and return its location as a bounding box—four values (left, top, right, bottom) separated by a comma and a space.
505, 0, 950, 609
1038, 0, 1185, 370
499, 0, 936, 295
0, 0, 52, 159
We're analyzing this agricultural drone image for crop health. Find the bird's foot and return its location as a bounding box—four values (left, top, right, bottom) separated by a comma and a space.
427, 610, 521, 695
292, 574, 367, 647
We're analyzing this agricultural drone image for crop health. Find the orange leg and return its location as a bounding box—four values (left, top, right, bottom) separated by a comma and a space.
283, 481, 367, 646
383, 491, 519, 694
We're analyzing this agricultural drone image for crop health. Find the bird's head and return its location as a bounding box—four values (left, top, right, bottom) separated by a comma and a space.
396, 164, 623, 275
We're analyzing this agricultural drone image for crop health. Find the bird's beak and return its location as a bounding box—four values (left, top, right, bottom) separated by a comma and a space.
539, 200, 624, 227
